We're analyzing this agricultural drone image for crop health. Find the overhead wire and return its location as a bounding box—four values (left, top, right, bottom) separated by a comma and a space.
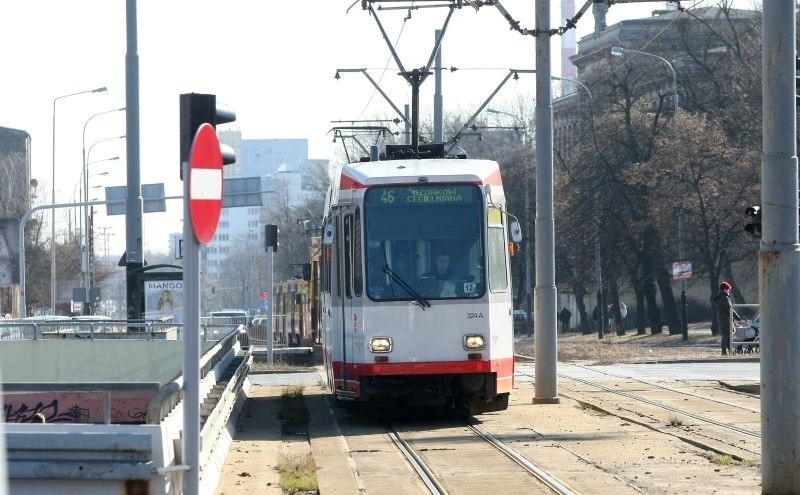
352, 3, 412, 122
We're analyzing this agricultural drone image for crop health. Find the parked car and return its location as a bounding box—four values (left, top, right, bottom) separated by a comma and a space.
209, 309, 248, 325
513, 310, 532, 334
208, 310, 249, 344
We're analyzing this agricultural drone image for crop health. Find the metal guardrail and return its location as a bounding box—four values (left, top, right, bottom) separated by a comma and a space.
6, 431, 154, 481
0, 322, 247, 425
0, 317, 244, 342
146, 327, 246, 424
249, 314, 300, 346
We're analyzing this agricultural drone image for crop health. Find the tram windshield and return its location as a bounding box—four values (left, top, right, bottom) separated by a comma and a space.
364, 184, 485, 301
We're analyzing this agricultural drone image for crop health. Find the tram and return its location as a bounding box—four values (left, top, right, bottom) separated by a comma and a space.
319, 144, 521, 414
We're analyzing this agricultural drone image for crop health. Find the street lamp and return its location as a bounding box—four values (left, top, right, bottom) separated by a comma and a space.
84, 163, 119, 314
83, 151, 121, 315
51, 86, 107, 314
487, 108, 534, 336
81, 108, 125, 314
611, 46, 687, 340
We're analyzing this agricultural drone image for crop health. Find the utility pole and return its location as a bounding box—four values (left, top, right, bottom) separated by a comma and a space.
125, 0, 145, 323
533, 0, 559, 404
760, 1, 800, 491
434, 29, 443, 144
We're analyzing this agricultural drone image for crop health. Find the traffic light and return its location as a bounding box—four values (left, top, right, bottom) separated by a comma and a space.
744, 205, 762, 239
179, 93, 236, 179
265, 224, 279, 251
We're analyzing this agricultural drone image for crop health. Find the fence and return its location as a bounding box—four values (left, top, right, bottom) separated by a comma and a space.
730, 303, 760, 354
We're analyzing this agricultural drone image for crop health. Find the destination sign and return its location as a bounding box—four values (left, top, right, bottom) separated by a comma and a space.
366, 185, 477, 207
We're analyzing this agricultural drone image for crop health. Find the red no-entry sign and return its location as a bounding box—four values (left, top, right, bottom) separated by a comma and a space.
189, 123, 223, 244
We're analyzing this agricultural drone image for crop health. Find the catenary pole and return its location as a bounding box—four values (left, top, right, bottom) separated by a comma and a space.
533, 0, 558, 403
434, 29, 443, 144
125, 0, 144, 323
760, 1, 800, 491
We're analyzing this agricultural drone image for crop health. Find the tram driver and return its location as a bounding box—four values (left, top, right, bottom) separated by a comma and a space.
424, 251, 455, 280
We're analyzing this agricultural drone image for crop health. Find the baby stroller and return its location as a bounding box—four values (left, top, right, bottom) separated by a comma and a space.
732, 312, 760, 354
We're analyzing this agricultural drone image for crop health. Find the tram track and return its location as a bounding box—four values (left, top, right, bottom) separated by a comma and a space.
243, 367, 764, 494
383, 418, 577, 495
571, 363, 760, 414
515, 364, 761, 459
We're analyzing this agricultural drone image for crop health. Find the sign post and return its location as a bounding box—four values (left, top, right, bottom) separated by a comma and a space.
183, 123, 223, 495
671, 260, 693, 281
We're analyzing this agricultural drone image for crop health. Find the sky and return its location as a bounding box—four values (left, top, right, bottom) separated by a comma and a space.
0, 1, 751, 258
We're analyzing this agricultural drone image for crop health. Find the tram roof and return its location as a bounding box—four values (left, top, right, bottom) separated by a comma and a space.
338, 158, 502, 189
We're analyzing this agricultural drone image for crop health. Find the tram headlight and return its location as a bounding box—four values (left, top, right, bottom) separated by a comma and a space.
370, 337, 393, 353
463, 334, 485, 350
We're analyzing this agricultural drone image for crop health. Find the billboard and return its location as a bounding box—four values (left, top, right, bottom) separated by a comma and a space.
144, 280, 184, 323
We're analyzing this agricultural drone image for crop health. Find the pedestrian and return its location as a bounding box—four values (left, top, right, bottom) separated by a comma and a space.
558, 306, 572, 332
711, 281, 742, 356
591, 305, 600, 332
619, 301, 628, 330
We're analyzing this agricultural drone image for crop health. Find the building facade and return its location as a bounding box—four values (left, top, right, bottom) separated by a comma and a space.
201, 132, 318, 290
554, 6, 758, 162
0, 125, 32, 316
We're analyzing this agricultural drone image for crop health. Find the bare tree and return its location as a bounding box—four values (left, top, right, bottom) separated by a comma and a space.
0, 151, 28, 218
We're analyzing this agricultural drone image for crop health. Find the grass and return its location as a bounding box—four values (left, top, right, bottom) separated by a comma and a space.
277, 385, 318, 493
667, 415, 684, 426
705, 452, 759, 468
709, 453, 735, 465
280, 385, 308, 424
278, 453, 318, 493
250, 356, 317, 373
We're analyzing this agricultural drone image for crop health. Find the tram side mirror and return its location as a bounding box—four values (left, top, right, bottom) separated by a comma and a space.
509, 219, 522, 243
323, 222, 335, 245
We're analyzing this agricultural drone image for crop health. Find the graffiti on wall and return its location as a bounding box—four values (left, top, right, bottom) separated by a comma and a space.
3, 390, 155, 423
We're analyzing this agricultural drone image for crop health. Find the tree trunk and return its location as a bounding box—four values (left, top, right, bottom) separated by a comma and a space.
655, 264, 682, 334
643, 276, 663, 334
574, 284, 590, 333
709, 277, 720, 336
609, 278, 625, 335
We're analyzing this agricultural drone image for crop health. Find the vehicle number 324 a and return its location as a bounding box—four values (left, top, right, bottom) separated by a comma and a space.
466, 312, 484, 319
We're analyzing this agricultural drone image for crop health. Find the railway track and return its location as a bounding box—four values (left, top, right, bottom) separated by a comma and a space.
239, 365, 763, 494
384, 419, 576, 495
514, 362, 762, 460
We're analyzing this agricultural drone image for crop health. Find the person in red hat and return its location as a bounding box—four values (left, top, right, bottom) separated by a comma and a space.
711, 281, 741, 355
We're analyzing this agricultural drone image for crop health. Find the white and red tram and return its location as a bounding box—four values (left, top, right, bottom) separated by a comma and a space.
319, 148, 519, 414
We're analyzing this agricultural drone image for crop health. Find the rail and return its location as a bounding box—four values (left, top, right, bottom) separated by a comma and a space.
249, 314, 308, 346
1, 323, 245, 425
146, 327, 245, 424
0, 317, 244, 342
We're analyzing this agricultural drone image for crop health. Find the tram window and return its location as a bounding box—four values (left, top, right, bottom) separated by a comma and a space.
344, 214, 353, 298
334, 217, 341, 296
321, 245, 331, 293
363, 184, 486, 301
487, 218, 509, 292
354, 207, 363, 297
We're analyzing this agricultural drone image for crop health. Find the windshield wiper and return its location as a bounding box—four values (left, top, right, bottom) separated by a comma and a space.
383, 264, 431, 309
